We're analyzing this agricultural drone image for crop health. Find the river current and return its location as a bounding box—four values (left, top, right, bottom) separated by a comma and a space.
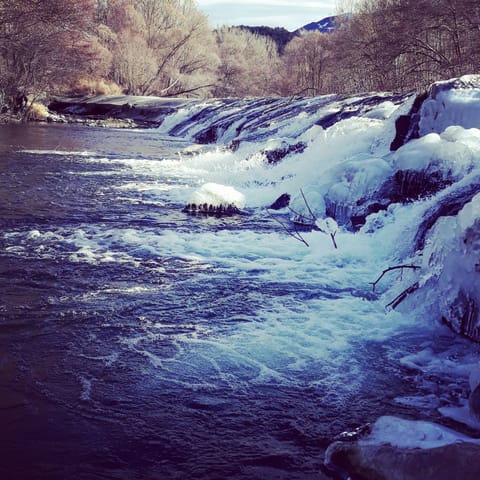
0, 122, 477, 480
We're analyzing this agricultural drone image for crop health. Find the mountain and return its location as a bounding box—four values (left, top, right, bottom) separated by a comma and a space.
295, 15, 340, 34
237, 15, 344, 53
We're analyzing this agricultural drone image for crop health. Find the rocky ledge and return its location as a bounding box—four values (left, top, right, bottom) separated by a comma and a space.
324, 416, 480, 480
48, 94, 197, 128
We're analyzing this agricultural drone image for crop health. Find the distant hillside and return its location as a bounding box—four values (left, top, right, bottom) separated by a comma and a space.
295, 15, 343, 34
238, 16, 343, 53
238, 25, 297, 53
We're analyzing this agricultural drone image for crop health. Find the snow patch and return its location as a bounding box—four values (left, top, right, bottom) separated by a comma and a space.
188, 182, 246, 209
360, 416, 480, 449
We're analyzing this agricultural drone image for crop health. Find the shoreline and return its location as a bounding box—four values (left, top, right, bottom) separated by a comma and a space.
1, 94, 198, 129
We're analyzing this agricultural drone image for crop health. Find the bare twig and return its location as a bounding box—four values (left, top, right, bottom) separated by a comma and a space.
299, 189, 339, 249
330, 233, 338, 250
300, 188, 317, 223
265, 209, 309, 247
370, 265, 421, 292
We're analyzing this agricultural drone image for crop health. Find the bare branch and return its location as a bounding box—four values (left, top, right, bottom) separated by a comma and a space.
330, 232, 338, 250
386, 282, 420, 310
370, 265, 421, 292
265, 209, 309, 247
300, 188, 317, 222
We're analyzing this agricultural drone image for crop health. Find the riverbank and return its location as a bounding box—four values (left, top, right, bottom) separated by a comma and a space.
48, 94, 197, 128
1, 94, 197, 129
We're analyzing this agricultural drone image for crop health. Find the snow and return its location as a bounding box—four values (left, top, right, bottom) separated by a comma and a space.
188, 182, 246, 209
360, 416, 480, 449
392, 127, 480, 177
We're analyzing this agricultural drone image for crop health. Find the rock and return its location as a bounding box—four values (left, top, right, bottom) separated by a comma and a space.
390, 92, 428, 151
269, 193, 291, 210
262, 141, 306, 165
413, 176, 480, 251
469, 383, 480, 422
325, 441, 480, 480
441, 289, 480, 342
325, 416, 480, 480
195, 125, 220, 144
182, 202, 241, 216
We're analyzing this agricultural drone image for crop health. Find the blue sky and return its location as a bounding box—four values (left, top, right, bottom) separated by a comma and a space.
195, 0, 337, 31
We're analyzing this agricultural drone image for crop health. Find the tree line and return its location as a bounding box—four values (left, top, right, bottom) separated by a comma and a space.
1, 0, 479, 116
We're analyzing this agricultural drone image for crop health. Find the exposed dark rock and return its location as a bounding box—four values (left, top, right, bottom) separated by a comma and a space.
350, 202, 388, 230
390, 91, 428, 151
48, 95, 195, 128
469, 383, 480, 422
389, 169, 453, 202
263, 142, 306, 164
441, 291, 480, 342
324, 166, 455, 231
182, 203, 241, 216
269, 193, 291, 210
195, 125, 220, 144
316, 93, 411, 130
228, 139, 241, 151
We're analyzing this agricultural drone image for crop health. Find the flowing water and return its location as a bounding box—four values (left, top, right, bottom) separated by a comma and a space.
0, 122, 477, 480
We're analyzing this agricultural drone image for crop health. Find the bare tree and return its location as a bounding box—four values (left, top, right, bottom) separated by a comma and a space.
0, 0, 100, 114
276, 31, 331, 96
132, 0, 219, 97
326, 0, 480, 93
214, 27, 279, 97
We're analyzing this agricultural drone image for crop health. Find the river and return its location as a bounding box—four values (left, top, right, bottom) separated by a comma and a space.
0, 122, 477, 480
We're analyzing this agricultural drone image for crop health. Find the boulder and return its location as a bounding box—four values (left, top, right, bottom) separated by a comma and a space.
324, 416, 480, 480
269, 193, 291, 210
325, 441, 480, 480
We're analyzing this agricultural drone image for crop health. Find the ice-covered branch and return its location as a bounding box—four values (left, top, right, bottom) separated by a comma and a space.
370, 265, 421, 292
386, 282, 420, 310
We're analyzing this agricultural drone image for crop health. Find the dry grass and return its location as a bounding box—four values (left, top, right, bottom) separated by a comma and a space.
71, 78, 123, 96
28, 102, 49, 120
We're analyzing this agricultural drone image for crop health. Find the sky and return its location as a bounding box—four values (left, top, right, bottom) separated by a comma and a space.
195, 0, 338, 32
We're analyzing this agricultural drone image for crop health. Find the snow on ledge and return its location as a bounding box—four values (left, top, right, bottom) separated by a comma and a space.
359, 416, 480, 450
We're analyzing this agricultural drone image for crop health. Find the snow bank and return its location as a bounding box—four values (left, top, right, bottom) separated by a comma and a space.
393, 126, 480, 178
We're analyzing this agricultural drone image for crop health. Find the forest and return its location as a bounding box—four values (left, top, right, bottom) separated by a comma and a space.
1, 0, 480, 118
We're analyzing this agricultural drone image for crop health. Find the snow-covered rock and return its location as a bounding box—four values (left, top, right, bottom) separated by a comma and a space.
324, 416, 480, 480
184, 183, 246, 215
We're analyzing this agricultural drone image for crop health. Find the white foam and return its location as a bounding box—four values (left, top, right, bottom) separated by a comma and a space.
20, 149, 97, 156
